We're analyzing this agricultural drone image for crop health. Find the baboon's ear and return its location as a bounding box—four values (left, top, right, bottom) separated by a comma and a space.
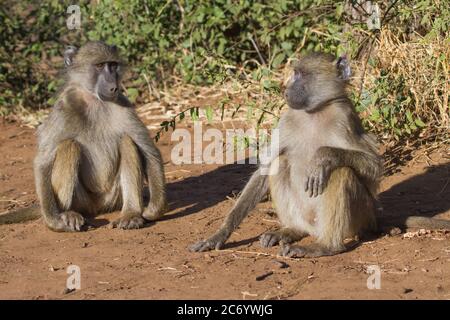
336, 55, 351, 80
64, 45, 78, 67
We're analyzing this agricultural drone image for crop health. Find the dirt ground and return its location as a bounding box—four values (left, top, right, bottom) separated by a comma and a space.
0, 119, 449, 300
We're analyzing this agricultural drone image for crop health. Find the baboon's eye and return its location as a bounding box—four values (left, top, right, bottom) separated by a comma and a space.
109, 62, 118, 71
95, 63, 105, 70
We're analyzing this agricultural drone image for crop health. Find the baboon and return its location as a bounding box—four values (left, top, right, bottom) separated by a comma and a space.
0, 41, 166, 231
190, 52, 450, 257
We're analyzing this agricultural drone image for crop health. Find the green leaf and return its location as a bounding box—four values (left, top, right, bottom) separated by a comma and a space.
262, 80, 273, 89
415, 118, 426, 127
126, 88, 139, 102
335, 3, 344, 18
271, 53, 285, 68
190, 107, 199, 121
406, 110, 413, 122
205, 106, 213, 123
405, 125, 411, 134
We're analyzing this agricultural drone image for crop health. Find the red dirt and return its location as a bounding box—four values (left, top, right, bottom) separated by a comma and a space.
0, 120, 449, 300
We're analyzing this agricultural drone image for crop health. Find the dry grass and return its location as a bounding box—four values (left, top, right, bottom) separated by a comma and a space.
356, 28, 449, 130
353, 29, 449, 173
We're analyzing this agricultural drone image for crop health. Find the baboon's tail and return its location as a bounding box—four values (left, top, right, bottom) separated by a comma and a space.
0, 205, 41, 225
404, 216, 450, 229
378, 215, 450, 230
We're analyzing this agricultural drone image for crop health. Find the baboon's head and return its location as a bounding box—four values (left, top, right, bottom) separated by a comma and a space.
284, 52, 351, 112
63, 41, 125, 102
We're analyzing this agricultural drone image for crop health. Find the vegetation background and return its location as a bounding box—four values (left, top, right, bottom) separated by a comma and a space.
1, 0, 448, 172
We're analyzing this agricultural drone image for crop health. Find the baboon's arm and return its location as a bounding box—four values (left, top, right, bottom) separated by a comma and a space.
190, 168, 269, 252
319, 146, 382, 182
306, 146, 382, 197
128, 123, 167, 220
34, 138, 85, 232
34, 153, 60, 226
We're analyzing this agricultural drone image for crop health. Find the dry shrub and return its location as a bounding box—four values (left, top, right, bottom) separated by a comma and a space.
351, 28, 449, 173
359, 28, 448, 131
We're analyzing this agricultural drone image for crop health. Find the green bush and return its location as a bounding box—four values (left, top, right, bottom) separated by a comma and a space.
0, 0, 448, 150
1, 0, 345, 112
85, 0, 345, 82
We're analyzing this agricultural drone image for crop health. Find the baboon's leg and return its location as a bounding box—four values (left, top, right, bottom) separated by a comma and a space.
47, 139, 86, 231
281, 167, 376, 258
131, 126, 167, 222
260, 228, 307, 248
52, 140, 80, 210
110, 135, 145, 230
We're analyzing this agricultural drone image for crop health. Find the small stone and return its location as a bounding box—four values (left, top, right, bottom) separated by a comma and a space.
273, 260, 289, 269
62, 287, 75, 295
403, 288, 413, 294
49, 265, 60, 272
255, 271, 273, 281
389, 227, 402, 236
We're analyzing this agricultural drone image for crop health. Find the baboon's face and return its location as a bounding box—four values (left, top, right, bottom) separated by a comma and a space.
92, 60, 120, 101
284, 68, 310, 111
284, 52, 350, 112
64, 41, 124, 102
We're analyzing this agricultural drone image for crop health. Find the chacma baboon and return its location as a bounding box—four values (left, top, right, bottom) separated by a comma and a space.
190, 52, 450, 257
0, 41, 166, 231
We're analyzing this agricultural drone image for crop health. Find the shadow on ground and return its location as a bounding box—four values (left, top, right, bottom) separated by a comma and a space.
163, 163, 257, 221
378, 162, 450, 224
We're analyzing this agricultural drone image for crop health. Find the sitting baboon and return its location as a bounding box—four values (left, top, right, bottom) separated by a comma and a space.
190, 52, 450, 257
0, 41, 166, 231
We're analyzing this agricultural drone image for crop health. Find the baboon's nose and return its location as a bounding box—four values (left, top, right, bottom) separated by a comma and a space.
110, 86, 118, 93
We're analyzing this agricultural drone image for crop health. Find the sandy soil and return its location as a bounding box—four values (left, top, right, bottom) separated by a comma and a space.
0, 120, 449, 300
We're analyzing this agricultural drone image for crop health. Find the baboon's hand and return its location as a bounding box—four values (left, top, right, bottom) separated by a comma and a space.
110, 213, 145, 230
189, 231, 227, 252
305, 158, 333, 197
48, 211, 85, 232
